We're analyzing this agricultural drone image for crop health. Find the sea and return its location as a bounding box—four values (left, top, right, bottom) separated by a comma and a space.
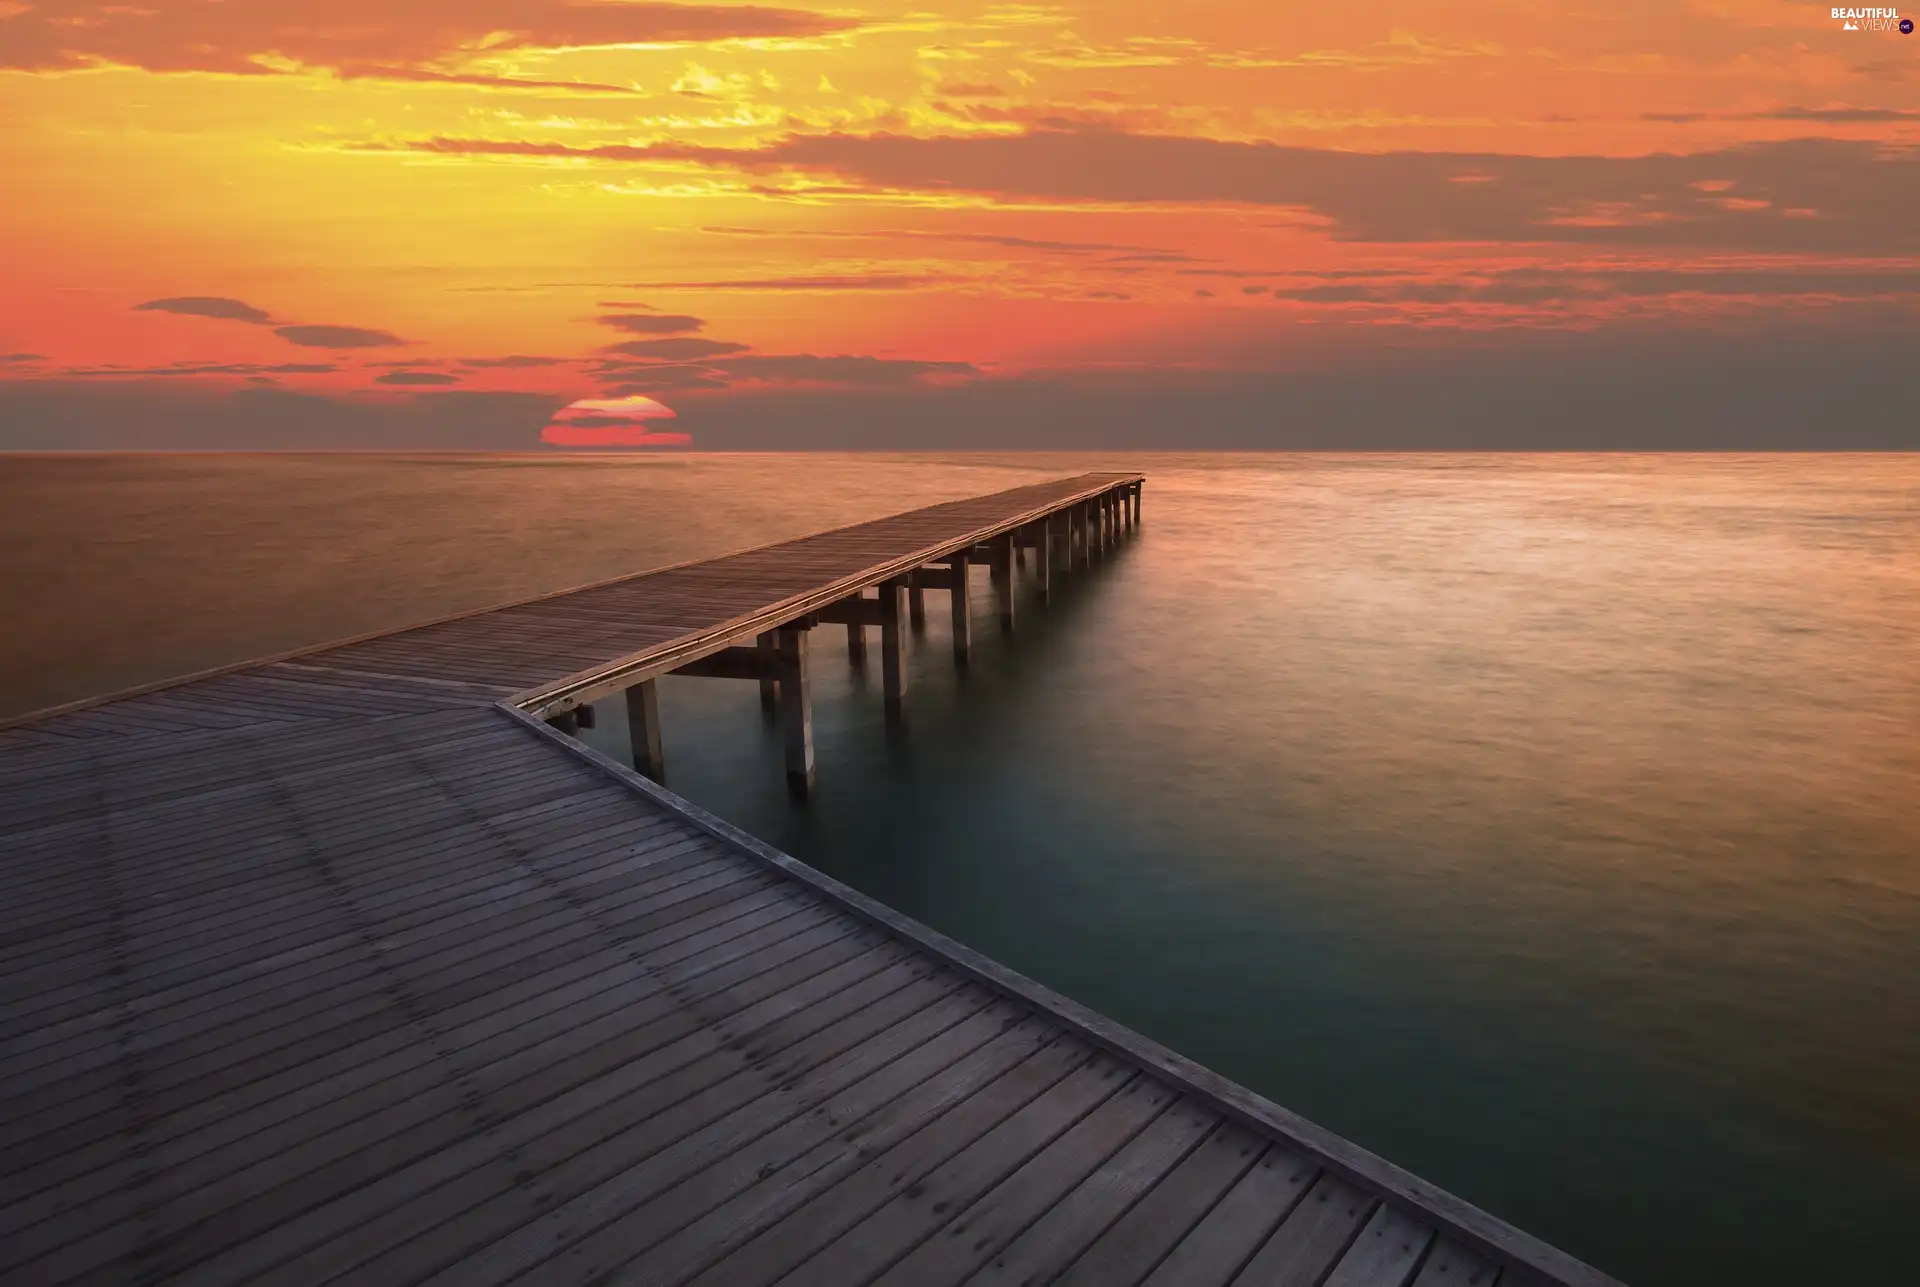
2, 451, 1915, 1285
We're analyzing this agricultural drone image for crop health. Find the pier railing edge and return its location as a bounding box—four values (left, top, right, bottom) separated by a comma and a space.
494, 700, 1626, 1287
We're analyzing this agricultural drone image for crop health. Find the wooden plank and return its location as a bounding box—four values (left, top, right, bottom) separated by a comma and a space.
956, 1095, 1218, 1287
865, 1071, 1180, 1287
1409, 1238, 1502, 1287
695, 1054, 1133, 1287
510, 1030, 1099, 1287
416, 1018, 1073, 1287
1053, 1123, 1267, 1287
1140, 1147, 1318, 1287
18, 948, 934, 1284
1232, 1172, 1378, 1287
1323, 1203, 1437, 1287
252, 983, 1001, 1287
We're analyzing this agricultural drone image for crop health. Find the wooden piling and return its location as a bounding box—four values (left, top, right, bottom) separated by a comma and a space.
846, 612, 866, 666
948, 552, 971, 667
624, 679, 665, 783
776, 627, 814, 798
1035, 521, 1052, 603
547, 709, 580, 736
908, 584, 926, 633
879, 578, 908, 716
756, 631, 778, 712
991, 533, 1016, 633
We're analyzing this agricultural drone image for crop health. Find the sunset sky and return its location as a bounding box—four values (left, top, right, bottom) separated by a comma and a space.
2, 2, 1915, 447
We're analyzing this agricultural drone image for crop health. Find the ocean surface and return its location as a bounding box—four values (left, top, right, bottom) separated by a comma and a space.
3, 452, 1916, 1285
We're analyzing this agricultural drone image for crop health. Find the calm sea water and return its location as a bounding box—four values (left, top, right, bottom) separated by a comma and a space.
3, 453, 1916, 1285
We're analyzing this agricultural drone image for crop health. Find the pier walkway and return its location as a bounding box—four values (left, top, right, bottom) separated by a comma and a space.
0, 474, 1618, 1287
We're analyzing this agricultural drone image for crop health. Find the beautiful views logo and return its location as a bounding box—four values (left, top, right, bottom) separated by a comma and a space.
1831, 6, 1910, 29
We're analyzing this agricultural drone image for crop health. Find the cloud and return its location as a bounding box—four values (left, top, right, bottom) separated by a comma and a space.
1645, 107, 1920, 123
1265, 266, 1920, 306
711, 354, 980, 386
328, 65, 641, 94
616, 273, 953, 291
598, 313, 705, 334
542, 393, 689, 447
415, 131, 1920, 252
457, 354, 569, 368
133, 296, 273, 325
662, 327, 1920, 452
938, 82, 1009, 99
56, 362, 338, 377
699, 224, 1196, 259
591, 363, 731, 391
8, 324, 1917, 450
0, 383, 563, 449
605, 337, 749, 360
374, 370, 460, 385
274, 324, 406, 349
0, 353, 47, 364
3, 2, 851, 76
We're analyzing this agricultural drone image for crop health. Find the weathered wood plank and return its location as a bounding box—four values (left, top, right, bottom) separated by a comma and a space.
1323, 1203, 1437, 1287
1232, 1172, 1377, 1287
1139, 1147, 1318, 1287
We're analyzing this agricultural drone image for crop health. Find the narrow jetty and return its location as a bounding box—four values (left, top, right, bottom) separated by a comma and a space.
0, 474, 1619, 1287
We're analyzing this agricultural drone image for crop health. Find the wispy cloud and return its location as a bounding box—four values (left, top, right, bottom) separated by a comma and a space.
605, 337, 749, 360
274, 324, 406, 349
4, 1, 852, 77
598, 313, 706, 335
374, 369, 460, 385
133, 296, 273, 325
409, 132, 1920, 253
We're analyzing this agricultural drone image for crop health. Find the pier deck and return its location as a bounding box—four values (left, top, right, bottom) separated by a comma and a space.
0, 474, 1617, 1287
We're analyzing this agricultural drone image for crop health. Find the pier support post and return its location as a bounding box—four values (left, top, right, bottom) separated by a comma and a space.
948, 553, 971, 668
1035, 522, 1052, 603
1081, 502, 1096, 567
776, 627, 814, 799
908, 584, 926, 633
624, 679, 665, 783
756, 631, 778, 714
991, 533, 1016, 633
846, 611, 867, 667
880, 578, 908, 718
1132, 482, 1141, 527
547, 710, 580, 736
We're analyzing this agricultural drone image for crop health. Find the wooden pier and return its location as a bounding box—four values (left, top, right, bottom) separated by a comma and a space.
0, 474, 1620, 1287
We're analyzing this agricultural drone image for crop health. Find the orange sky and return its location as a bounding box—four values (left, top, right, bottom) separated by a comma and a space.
1, 2, 1916, 446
